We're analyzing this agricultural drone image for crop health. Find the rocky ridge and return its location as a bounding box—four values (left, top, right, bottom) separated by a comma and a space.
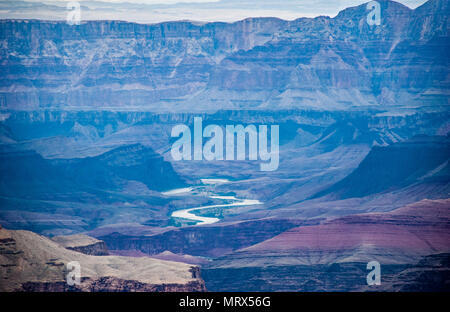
0, 225, 206, 292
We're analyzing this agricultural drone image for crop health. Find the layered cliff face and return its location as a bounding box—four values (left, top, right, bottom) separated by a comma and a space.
380, 253, 450, 291
208, 0, 449, 110
95, 218, 316, 258
51, 234, 109, 256
0, 0, 448, 111
202, 199, 450, 291
0, 17, 287, 110
202, 253, 450, 292
0, 226, 206, 292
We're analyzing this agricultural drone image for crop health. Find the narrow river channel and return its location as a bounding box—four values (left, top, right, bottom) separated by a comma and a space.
163, 179, 262, 225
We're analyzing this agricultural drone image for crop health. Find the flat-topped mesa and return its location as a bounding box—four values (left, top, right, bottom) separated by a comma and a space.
0, 227, 206, 292
51, 234, 109, 256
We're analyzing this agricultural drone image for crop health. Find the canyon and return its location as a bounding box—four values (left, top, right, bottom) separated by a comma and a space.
0, 0, 448, 291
